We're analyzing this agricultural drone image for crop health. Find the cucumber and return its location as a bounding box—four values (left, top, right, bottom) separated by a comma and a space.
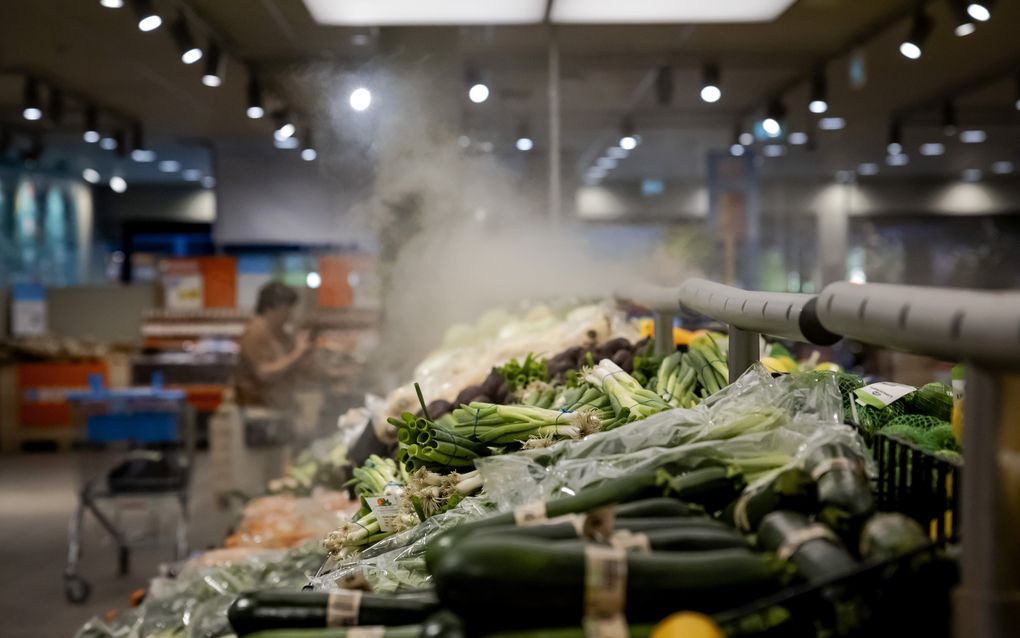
804, 444, 874, 538
433, 537, 786, 631
556, 526, 748, 552
758, 511, 857, 584
657, 466, 746, 513
722, 468, 817, 533
229, 590, 439, 636
458, 516, 730, 543
906, 382, 953, 421
613, 497, 705, 519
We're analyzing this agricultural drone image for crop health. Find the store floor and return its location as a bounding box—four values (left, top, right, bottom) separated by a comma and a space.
0, 451, 233, 638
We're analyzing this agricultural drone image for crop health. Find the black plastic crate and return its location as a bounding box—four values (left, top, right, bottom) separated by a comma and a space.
873, 432, 962, 546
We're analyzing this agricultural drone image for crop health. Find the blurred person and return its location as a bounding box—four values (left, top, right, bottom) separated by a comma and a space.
235, 281, 314, 411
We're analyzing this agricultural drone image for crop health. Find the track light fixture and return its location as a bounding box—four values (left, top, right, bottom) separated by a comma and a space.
899, 10, 932, 60
619, 117, 639, 150
83, 106, 101, 143
133, 0, 162, 32
808, 71, 828, 114
172, 14, 202, 64
247, 76, 265, 119
274, 112, 296, 142
22, 77, 43, 121
887, 118, 903, 155
966, 1, 993, 22
950, 0, 977, 36
466, 69, 489, 104
941, 100, 958, 136
762, 99, 785, 137
130, 123, 156, 162
700, 63, 721, 104
202, 41, 224, 87
100, 0, 124, 7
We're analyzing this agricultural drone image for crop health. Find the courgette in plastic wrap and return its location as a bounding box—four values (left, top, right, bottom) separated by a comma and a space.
723, 468, 817, 533
804, 443, 874, 536
858, 513, 930, 562
758, 511, 857, 584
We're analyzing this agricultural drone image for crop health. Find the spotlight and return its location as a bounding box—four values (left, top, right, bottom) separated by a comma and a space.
966, 2, 992, 22
959, 129, 986, 143
700, 63, 721, 103
738, 132, 754, 146
22, 77, 43, 121
619, 135, 638, 151
762, 99, 785, 138
788, 131, 809, 145
109, 175, 127, 193
306, 272, 322, 289
83, 106, 101, 143
99, 135, 118, 151
468, 83, 489, 104
129, 123, 155, 162
172, 14, 202, 64
100, 0, 124, 7
857, 162, 879, 176
350, 87, 371, 111
887, 119, 903, 155
919, 142, 945, 156
886, 153, 909, 166
202, 41, 223, 87
274, 136, 299, 150
597, 157, 618, 169
158, 160, 181, 172
808, 71, 828, 114
818, 117, 846, 131
301, 133, 317, 161
273, 113, 295, 141
619, 117, 639, 149
763, 144, 785, 157
133, 0, 162, 32
899, 11, 932, 60
82, 168, 101, 184
516, 137, 534, 152
655, 64, 673, 106
942, 101, 958, 136
729, 144, 745, 157
246, 76, 265, 119
950, 0, 976, 36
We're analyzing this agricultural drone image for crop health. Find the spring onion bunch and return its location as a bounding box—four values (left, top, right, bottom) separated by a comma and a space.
497, 353, 548, 394
445, 402, 601, 448
585, 358, 672, 422
346, 454, 403, 499
688, 332, 729, 396
388, 411, 490, 474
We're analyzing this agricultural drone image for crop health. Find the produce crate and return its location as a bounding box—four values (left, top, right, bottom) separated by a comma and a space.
874, 432, 961, 546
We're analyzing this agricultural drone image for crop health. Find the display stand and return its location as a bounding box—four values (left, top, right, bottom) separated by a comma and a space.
816, 281, 1020, 638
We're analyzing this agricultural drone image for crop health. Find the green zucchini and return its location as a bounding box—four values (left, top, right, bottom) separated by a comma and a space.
657, 465, 746, 513
229, 590, 439, 636
758, 511, 857, 584
722, 468, 817, 533
804, 444, 874, 537
561, 526, 748, 552
613, 497, 705, 519
455, 516, 730, 544
245, 627, 421, 638
433, 536, 787, 631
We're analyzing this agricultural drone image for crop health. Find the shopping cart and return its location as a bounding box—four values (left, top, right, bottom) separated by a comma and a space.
63, 375, 194, 604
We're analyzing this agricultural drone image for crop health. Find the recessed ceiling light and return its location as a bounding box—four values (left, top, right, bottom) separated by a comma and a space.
857, 162, 879, 176
130, 149, 156, 162
552, 0, 797, 23
919, 142, 945, 156
886, 153, 909, 166
303, 0, 545, 24
962, 168, 982, 182
788, 131, 809, 145
959, 129, 986, 143
349, 87, 372, 111
991, 161, 1015, 175
619, 135, 638, 151
818, 117, 846, 131
515, 137, 534, 152
468, 83, 489, 104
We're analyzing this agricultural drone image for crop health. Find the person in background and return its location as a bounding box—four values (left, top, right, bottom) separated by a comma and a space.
235, 281, 314, 411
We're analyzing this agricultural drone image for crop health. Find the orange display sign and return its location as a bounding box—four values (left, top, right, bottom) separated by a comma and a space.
200, 256, 238, 308
318, 255, 354, 308
17, 362, 108, 427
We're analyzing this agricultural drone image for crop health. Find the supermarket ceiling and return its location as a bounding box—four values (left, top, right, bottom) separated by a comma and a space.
0, 0, 1018, 184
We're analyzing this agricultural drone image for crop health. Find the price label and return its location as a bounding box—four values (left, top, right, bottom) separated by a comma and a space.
854, 382, 916, 409
367, 494, 404, 532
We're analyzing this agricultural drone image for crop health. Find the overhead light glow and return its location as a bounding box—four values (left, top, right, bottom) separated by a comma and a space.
457, 135, 471, 148
763, 144, 785, 157
887, 143, 903, 155
109, 176, 127, 193
619, 135, 638, 150
306, 272, 322, 289
788, 131, 809, 145
700, 62, 721, 103
899, 11, 932, 60
84, 131, 101, 143
515, 137, 534, 152
738, 132, 754, 146
762, 118, 781, 137
729, 143, 745, 157
301, 148, 318, 161
991, 161, 1014, 175
23, 107, 43, 121
818, 117, 845, 131
607, 146, 628, 159
808, 71, 828, 114
886, 153, 909, 166
302, 0, 546, 25
809, 99, 828, 114
247, 106, 265, 119
274, 136, 300, 150
959, 129, 986, 143
962, 168, 982, 182
99, 136, 118, 151
350, 87, 371, 111
468, 83, 489, 104
181, 169, 202, 181
274, 121, 296, 141
202, 42, 223, 87
550, 0, 798, 23
182, 47, 202, 64
597, 156, 618, 169
247, 77, 265, 119
899, 42, 921, 60
700, 85, 721, 103
131, 149, 156, 162
887, 119, 903, 156
158, 160, 181, 172
100, 0, 124, 7
857, 162, 879, 176
919, 142, 945, 156
955, 22, 976, 36
138, 15, 162, 31
83, 106, 100, 143
82, 168, 101, 184
22, 77, 42, 121
201, 176, 216, 188
966, 2, 991, 21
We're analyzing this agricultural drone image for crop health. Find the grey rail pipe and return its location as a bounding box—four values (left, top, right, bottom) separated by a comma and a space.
615, 284, 684, 357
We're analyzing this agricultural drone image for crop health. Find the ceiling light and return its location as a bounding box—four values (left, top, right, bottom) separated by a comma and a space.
129, 123, 155, 162
857, 162, 879, 176
130, 150, 156, 162
700, 63, 721, 104
886, 153, 909, 166
729, 143, 745, 157
109, 175, 127, 193
818, 117, 845, 131
516, 137, 534, 152
202, 42, 224, 87
274, 113, 296, 141
597, 156, 618, 169
457, 135, 471, 148
618, 117, 639, 150
738, 132, 754, 146
619, 136, 638, 150
788, 131, 809, 145
762, 99, 785, 138
808, 71, 828, 114
158, 160, 181, 172
201, 176, 216, 188
274, 136, 300, 150
992, 161, 1014, 174
950, 0, 976, 35
134, 0, 162, 31
587, 167, 607, 179
22, 77, 42, 121
763, 144, 785, 157
305, 272, 322, 289
887, 119, 903, 155
899, 11, 932, 60
468, 83, 489, 104
550, 0, 798, 23
247, 76, 265, 119
762, 118, 781, 137
966, 2, 992, 22
962, 168, 982, 182
959, 129, 986, 143
172, 14, 202, 64
99, 135, 118, 151
350, 87, 371, 111
919, 142, 945, 156
100, 0, 124, 7
301, 148, 318, 161
82, 168, 101, 184
607, 146, 628, 159
303, 0, 546, 24
83, 106, 100, 143
182, 169, 202, 181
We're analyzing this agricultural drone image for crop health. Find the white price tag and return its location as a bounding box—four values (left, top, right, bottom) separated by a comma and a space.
854, 382, 915, 409
367, 494, 404, 532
